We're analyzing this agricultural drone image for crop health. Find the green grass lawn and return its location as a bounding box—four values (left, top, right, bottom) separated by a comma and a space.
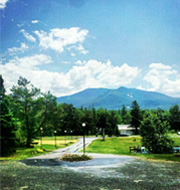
0, 136, 78, 161
86, 136, 141, 154
86, 136, 180, 162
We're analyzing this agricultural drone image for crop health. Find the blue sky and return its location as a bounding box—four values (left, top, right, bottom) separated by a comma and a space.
1, 0, 180, 97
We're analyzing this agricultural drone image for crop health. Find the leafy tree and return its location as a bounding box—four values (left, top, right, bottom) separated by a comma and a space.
169, 104, 180, 132
10, 77, 40, 147
53, 103, 66, 135
121, 105, 127, 123
97, 108, 109, 140
92, 107, 98, 135
60, 103, 83, 135
73, 107, 84, 135
140, 112, 174, 153
37, 91, 58, 136
82, 108, 96, 135
124, 112, 132, 124
121, 105, 131, 124
130, 101, 142, 134
0, 75, 18, 155
10, 77, 57, 147
106, 111, 121, 136
0, 75, 5, 98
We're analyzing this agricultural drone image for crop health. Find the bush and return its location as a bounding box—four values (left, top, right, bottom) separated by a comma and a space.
60, 154, 92, 162
140, 112, 174, 154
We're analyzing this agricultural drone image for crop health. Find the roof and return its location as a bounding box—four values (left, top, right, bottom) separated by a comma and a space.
117, 124, 134, 131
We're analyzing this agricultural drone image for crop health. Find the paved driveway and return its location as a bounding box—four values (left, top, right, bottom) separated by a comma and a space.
26, 137, 97, 159
2, 138, 179, 190
20, 137, 135, 168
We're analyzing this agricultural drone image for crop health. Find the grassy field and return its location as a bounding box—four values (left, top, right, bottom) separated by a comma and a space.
34, 136, 78, 146
86, 136, 180, 162
0, 136, 78, 161
1, 135, 180, 162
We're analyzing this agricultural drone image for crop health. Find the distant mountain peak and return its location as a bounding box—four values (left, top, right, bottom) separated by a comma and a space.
57, 87, 180, 110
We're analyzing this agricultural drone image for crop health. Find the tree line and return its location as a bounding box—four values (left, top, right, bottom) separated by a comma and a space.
1, 76, 180, 155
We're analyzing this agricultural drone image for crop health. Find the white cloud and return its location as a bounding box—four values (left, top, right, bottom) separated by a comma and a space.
142, 63, 180, 97
0, 54, 52, 93
70, 53, 76, 57
149, 63, 172, 70
68, 44, 88, 55
4, 57, 179, 97
34, 27, 89, 54
0, 58, 140, 97
8, 43, 29, 55
17, 23, 24, 28
0, 0, 9, 9
20, 29, 36, 42
31, 20, 39, 24
75, 44, 88, 54
75, 60, 86, 65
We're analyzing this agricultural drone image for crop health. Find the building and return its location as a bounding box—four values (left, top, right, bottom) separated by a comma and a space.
117, 124, 134, 136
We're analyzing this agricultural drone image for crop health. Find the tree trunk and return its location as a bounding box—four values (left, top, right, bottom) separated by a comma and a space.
102, 128, 105, 141
25, 104, 31, 147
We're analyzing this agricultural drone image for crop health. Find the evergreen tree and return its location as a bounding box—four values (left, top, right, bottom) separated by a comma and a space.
169, 104, 180, 132
0, 75, 18, 155
107, 111, 121, 136
97, 108, 109, 140
82, 108, 96, 135
121, 105, 131, 124
121, 105, 127, 123
130, 101, 142, 134
60, 103, 82, 135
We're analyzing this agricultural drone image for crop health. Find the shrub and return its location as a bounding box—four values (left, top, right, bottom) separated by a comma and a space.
140, 112, 174, 154
60, 154, 92, 162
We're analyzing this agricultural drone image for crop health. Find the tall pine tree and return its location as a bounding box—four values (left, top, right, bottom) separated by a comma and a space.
0, 75, 18, 155
130, 101, 142, 134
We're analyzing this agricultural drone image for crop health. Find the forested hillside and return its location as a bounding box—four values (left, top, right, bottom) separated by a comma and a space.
57, 87, 180, 110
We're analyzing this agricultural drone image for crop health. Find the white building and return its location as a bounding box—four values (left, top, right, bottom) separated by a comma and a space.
117, 124, 134, 135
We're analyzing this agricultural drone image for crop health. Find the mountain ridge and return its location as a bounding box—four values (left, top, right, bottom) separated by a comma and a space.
57, 87, 180, 110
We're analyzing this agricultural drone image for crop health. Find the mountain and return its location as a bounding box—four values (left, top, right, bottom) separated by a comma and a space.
57, 87, 180, 110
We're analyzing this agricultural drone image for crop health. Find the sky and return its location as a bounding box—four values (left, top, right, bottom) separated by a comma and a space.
1, 0, 180, 97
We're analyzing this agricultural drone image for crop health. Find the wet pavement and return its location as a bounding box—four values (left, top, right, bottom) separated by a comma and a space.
20, 154, 135, 168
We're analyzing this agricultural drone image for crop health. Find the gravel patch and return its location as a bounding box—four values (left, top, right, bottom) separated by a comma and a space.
1, 139, 180, 189
1, 159, 180, 190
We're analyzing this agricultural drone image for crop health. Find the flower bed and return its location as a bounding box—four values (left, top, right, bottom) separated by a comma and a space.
60, 154, 92, 162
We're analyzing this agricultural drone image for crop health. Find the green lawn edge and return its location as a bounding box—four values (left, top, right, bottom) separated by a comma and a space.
0, 141, 77, 161
85, 136, 180, 162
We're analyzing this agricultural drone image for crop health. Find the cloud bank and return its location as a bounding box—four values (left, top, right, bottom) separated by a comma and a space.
138, 63, 180, 97
1, 56, 140, 97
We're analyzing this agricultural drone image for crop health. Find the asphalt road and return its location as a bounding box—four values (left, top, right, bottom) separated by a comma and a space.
20, 137, 135, 168
1, 138, 180, 190
28, 137, 97, 159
